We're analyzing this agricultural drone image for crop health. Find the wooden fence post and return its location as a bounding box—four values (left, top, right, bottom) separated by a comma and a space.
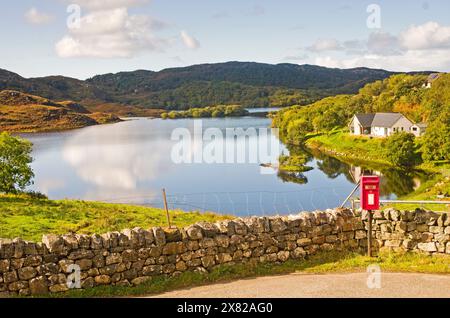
162, 188, 171, 228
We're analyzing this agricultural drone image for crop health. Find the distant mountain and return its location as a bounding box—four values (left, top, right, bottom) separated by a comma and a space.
0, 62, 418, 110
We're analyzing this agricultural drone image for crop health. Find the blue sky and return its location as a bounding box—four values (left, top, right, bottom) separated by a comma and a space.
1, 0, 450, 79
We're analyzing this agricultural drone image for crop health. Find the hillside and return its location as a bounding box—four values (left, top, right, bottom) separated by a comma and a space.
272, 73, 450, 163
0, 90, 121, 132
0, 62, 397, 110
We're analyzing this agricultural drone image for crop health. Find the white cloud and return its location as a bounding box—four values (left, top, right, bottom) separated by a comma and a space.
180, 31, 200, 49
63, 0, 148, 11
367, 31, 401, 55
400, 21, 450, 50
305, 21, 450, 71
315, 49, 450, 72
306, 39, 342, 52
24, 7, 53, 25
55, 7, 168, 58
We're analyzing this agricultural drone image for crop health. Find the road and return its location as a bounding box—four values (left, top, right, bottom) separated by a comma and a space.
151, 272, 450, 298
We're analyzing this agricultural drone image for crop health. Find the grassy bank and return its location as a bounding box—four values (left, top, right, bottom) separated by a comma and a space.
41, 250, 450, 298
304, 130, 450, 211
0, 194, 230, 242
305, 130, 390, 166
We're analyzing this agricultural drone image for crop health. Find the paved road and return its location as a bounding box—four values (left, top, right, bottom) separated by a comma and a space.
152, 272, 450, 298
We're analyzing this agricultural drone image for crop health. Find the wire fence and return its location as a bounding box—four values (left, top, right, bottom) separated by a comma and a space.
97, 186, 353, 217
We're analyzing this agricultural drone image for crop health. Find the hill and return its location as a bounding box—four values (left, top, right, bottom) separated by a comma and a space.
272, 73, 450, 163
0, 90, 121, 132
0, 62, 398, 110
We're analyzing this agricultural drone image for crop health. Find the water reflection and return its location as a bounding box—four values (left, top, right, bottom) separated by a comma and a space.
288, 146, 430, 199
22, 117, 430, 216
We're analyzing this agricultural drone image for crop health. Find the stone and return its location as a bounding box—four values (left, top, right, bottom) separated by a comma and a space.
18, 267, 37, 280
23, 255, 42, 267
175, 261, 187, 271
76, 259, 93, 270
94, 275, 111, 285
201, 256, 215, 268
292, 247, 306, 259
49, 284, 69, 293
417, 242, 437, 252
3, 271, 18, 284
197, 222, 220, 237
142, 265, 162, 276
68, 249, 94, 260
297, 238, 312, 246
152, 227, 166, 245
91, 234, 103, 249
214, 235, 230, 248
8, 281, 28, 292
162, 242, 186, 255
122, 249, 139, 262
29, 276, 48, 295
270, 218, 287, 233
277, 251, 290, 262
106, 253, 122, 265
216, 253, 232, 264
81, 277, 95, 289
0, 260, 10, 273
164, 228, 182, 242
131, 276, 152, 286
42, 234, 64, 253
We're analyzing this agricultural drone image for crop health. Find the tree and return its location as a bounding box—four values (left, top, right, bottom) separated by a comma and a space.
383, 132, 421, 167
0, 132, 34, 193
421, 109, 450, 162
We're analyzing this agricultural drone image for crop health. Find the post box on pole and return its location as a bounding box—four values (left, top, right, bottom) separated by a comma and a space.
360, 176, 380, 257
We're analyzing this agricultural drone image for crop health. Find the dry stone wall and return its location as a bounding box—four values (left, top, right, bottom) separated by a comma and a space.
0, 208, 449, 296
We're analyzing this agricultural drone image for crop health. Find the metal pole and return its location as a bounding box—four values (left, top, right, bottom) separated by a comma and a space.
162, 188, 171, 228
340, 180, 361, 208
367, 210, 373, 257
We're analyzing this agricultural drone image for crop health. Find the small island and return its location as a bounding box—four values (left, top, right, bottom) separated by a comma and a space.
160, 105, 249, 119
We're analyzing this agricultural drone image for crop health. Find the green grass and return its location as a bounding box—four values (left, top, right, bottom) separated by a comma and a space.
0, 194, 230, 242
38, 250, 450, 298
306, 130, 389, 166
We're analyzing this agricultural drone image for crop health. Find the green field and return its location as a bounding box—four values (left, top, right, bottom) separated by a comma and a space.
0, 194, 230, 242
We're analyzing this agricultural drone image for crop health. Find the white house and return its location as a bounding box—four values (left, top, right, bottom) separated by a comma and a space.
410, 123, 428, 137
349, 113, 415, 137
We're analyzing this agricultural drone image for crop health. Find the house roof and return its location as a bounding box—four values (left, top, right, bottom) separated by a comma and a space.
413, 123, 428, 128
354, 114, 375, 127
354, 113, 407, 128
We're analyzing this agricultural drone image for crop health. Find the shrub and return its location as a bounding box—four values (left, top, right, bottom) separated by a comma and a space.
0, 132, 34, 193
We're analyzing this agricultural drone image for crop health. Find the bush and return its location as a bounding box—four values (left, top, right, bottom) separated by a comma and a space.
0, 132, 34, 193
383, 132, 421, 167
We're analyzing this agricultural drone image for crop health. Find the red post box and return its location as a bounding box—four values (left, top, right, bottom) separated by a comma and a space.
361, 176, 380, 210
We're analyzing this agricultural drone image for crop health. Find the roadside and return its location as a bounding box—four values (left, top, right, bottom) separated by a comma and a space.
151, 272, 450, 298
45, 250, 450, 298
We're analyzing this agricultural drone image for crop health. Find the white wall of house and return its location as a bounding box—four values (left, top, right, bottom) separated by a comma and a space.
372, 126, 390, 137
351, 117, 362, 135
390, 117, 413, 135
410, 125, 426, 137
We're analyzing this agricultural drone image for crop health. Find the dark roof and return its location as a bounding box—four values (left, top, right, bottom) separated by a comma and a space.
354, 114, 375, 127
354, 113, 408, 128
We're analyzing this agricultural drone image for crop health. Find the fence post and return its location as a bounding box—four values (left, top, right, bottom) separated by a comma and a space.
162, 188, 172, 228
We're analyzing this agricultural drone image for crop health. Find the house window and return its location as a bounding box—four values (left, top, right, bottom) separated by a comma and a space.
412, 127, 417, 131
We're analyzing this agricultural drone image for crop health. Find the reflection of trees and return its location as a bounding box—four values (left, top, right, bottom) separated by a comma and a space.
277, 171, 308, 185
280, 144, 431, 198
378, 169, 428, 197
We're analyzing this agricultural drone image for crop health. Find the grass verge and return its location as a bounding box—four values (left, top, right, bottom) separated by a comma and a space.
0, 194, 230, 242
39, 250, 450, 298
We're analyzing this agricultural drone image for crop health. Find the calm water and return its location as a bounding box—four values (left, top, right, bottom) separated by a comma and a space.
21, 116, 427, 216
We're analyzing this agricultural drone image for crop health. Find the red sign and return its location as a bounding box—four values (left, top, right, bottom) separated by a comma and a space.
361, 176, 380, 210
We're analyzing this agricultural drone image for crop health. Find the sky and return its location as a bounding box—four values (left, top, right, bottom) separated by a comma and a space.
1, 0, 450, 79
